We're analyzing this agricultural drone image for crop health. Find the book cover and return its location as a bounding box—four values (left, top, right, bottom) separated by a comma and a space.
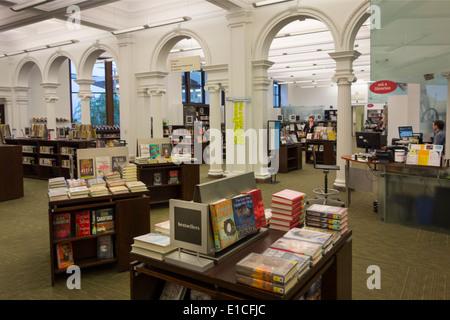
56, 242, 74, 269
284, 227, 332, 249
111, 155, 127, 172
52, 213, 71, 240
133, 233, 177, 253
209, 198, 239, 250
153, 172, 162, 185
272, 189, 306, 205
93, 208, 115, 234
97, 235, 114, 260
95, 156, 111, 177
159, 281, 187, 300
154, 220, 170, 236
305, 220, 348, 231
262, 248, 310, 274
79, 158, 94, 178
139, 144, 150, 157
269, 237, 322, 261
161, 143, 173, 158
150, 144, 160, 158
306, 204, 348, 220
235, 252, 298, 285
243, 189, 266, 229
75, 211, 90, 237
231, 194, 258, 239
305, 215, 348, 226
168, 170, 179, 184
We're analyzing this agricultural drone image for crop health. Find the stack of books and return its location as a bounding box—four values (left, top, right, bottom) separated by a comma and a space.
125, 181, 148, 192
104, 171, 121, 181
120, 163, 137, 182
261, 248, 310, 281
154, 220, 170, 236
131, 233, 177, 261
235, 252, 299, 295
134, 156, 149, 164
48, 177, 66, 189
68, 186, 89, 199
305, 204, 348, 235
284, 227, 333, 256
89, 184, 110, 197
48, 187, 69, 201
269, 235, 323, 267
269, 189, 306, 232
66, 178, 87, 188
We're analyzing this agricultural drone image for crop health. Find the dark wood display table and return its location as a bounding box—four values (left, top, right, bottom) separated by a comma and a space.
130, 228, 352, 300
0, 145, 23, 201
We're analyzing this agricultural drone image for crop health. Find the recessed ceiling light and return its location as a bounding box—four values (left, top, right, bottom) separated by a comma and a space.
252, 0, 294, 8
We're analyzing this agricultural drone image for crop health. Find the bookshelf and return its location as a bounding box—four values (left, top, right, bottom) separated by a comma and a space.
135, 162, 200, 205
5, 138, 96, 180
48, 191, 150, 286
0, 145, 23, 202
279, 143, 302, 173
305, 139, 336, 165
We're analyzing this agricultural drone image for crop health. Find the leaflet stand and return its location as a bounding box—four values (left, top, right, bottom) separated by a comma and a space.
165, 248, 214, 273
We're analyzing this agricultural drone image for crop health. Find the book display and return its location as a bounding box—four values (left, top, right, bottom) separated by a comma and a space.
131, 233, 177, 261
47, 175, 150, 285
305, 204, 349, 234
5, 138, 96, 180
305, 139, 336, 165
269, 189, 306, 232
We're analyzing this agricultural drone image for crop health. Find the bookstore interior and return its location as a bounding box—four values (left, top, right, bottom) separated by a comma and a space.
0, 0, 450, 304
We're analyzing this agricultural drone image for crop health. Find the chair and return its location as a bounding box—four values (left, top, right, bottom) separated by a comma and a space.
306, 148, 345, 207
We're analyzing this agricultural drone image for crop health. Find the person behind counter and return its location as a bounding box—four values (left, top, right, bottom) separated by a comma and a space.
433, 120, 446, 153
304, 116, 317, 134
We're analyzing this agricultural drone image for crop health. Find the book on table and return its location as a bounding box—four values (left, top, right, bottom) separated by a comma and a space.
235, 272, 298, 296
235, 252, 298, 285
262, 248, 310, 277
269, 237, 322, 266
283, 227, 332, 249
306, 204, 348, 220
154, 220, 170, 236
132, 233, 177, 253
271, 189, 306, 205
231, 193, 258, 239
209, 198, 239, 250
243, 189, 266, 229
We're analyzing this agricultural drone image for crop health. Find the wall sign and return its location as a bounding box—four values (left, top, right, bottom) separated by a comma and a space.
168, 56, 201, 73
369, 80, 397, 94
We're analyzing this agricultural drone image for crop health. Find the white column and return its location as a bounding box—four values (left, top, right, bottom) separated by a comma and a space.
205, 83, 224, 178
148, 87, 166, 138
136, 87, 152, 139
13, 87, 30, 134
75, 79, 94, 124
41, 83, 60, 131
330, 51, 361, 189
442, 72, 450, 162
252, 59, 274, 183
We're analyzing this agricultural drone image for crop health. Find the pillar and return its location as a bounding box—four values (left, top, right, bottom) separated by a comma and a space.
148, 86, 167, 138
330, 50, 361, 189
13, 87, 30, 135
41, 83, 60, 131
75, 79, 94, 124
442, 72, 450, 162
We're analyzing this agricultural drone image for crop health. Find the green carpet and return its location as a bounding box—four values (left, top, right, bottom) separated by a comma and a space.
0, 157, 449, 300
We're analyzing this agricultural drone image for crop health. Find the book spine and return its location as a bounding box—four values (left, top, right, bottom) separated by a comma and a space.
209, 205, 222, 250
236, 274, 286, 295
235, 265, 285, 284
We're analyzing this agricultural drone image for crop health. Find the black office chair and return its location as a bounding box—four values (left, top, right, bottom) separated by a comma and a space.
306, 148, 345, 207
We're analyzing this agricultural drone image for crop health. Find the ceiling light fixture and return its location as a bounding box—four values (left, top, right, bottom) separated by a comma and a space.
10, 0, 54, 12
47, 39, 79, 48
1, 39, 79, 58
252, 0, 294, 8
112, 17, 191, 35
5, 50, 26, 56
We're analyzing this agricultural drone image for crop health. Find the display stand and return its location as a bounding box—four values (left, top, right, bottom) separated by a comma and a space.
165, 249, 214, 272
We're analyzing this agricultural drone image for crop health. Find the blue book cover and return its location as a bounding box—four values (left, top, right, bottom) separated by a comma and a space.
231, 194, 258, 239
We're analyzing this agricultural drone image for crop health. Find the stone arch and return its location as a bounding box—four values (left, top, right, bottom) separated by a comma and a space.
43, 51, 77, 84
14, 57, 43, 87
150, 28, 212, 71
341, 0, 371, 51
252, 6, 342, 62
78, 43, 119, 80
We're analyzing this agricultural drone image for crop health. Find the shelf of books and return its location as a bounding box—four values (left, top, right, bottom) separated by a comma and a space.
5, 138, 96, 180
305, 139, 336, 165
48, 176, 150, 286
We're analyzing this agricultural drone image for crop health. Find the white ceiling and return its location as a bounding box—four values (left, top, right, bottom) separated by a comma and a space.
0, 0, 370, 87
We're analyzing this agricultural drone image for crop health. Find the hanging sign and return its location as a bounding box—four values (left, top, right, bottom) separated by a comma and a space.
168, 55, 201, 73
369, 80, 397, 94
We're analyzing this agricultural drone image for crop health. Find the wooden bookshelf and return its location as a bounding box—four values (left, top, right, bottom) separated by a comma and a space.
0, 145, 23, 201
5, 138, 96, 180
305, 139, 336, 165
48, 191, 150, 286
279, 143, 302, 173
135, 162, 200, 205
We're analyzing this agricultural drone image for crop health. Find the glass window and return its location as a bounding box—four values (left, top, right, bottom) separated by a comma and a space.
273, 82, 280, 108
181, 71, 205, 104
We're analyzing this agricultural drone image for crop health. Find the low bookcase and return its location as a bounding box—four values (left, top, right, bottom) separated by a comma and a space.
135, 162, 200, 205
48, 191, 150, 286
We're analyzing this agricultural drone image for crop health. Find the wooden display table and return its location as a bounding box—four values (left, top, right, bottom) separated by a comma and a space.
129, 228, 352, 300
0, 145, 23, 201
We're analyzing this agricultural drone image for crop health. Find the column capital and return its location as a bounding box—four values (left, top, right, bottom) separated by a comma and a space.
78, 92, 93, 100
147, 87, 166, 96
43, 95, 59, 103
329, 50, 361, 62
74, 79, 95, 86
204, 83, 221, 93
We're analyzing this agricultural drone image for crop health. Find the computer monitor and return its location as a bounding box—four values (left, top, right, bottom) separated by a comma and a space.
399, 126, 413, 139
355, 132, 387, 153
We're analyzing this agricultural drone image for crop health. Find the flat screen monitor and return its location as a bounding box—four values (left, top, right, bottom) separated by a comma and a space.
355, 132, 387, 152
399, 126, 413, 139
169, 199, 213, 255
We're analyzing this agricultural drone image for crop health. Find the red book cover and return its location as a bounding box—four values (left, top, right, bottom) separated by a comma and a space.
243, 189, 266, 229
271, 201, 304, 213
271, 189, 306, 205
52, 213, 71, 240
75, 211, 91, 236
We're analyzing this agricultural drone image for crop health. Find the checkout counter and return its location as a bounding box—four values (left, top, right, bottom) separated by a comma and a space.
343, 144, 450, 233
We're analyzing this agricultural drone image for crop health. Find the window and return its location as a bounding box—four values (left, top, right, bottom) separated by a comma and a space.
273, 82, 281, 108
70, 59, 119, 126
182, 70, 205, 104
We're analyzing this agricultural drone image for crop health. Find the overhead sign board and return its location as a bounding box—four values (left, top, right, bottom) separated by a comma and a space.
369, 80, 397, 94
168, 56, 201, 73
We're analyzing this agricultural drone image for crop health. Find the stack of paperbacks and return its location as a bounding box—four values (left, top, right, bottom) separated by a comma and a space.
125, 181, 148, 192
87, 177, 109, 197
269, 189, 306, 231
305, 204, 348, 235
131, 233, 177, 261
209, 193, 261, 251
48, 177, 69, 201
235, 252, 303, 296
120, 163, 137, 182
154, 220, 170, 236
68, 185, 89, 199
105, 172, 128, 194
